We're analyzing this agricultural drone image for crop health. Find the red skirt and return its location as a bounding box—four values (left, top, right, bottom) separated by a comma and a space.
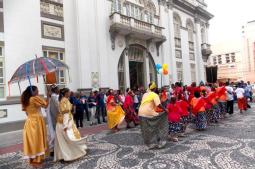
237, 98, 247, 110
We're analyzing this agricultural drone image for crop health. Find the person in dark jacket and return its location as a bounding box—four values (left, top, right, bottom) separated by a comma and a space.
88, 91, 97, 125
74, 93, 85, 128
80, 92, 90, 121
95, 90, 106, 124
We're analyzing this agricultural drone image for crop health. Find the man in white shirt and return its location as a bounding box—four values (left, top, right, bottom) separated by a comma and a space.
235, 83, 246, 113
225, 82, 234, 114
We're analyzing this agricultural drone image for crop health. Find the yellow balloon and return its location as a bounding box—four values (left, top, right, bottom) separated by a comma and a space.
162, 63, 168, 69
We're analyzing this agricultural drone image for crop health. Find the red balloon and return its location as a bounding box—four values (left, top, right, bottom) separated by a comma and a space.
163, 69, 168, 75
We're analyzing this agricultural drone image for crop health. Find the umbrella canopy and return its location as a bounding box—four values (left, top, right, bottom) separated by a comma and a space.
9, 57, 69, 83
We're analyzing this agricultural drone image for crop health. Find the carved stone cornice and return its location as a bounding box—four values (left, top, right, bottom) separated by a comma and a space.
158, 0, 167, 6
194, 13, 201, 24
205, 22, 210, 28
173, 0, 213, 21
167, 0, 174, 9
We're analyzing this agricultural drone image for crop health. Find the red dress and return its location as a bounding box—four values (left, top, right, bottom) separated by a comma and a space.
167, 103, 182, 123
177, 100, 189, 117
123, 95, 139, 124
190, 97, 206, 116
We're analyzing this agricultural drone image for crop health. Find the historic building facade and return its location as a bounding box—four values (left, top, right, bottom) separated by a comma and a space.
208, 50, 242, 82
0, 0, 212, 123
242, 20, 255, 82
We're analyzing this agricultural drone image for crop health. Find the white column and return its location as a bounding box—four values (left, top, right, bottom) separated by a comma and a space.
124, 49, 130, 88
205, 23, 209, 44
180, 29, 191, 85
194, 19, 205, 83
167, 6, 177, 84
158, 3, 170, 86
145, 53, 150, 85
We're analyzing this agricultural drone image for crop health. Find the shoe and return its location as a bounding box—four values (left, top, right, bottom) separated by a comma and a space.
126, 125, 132, 129
178, 133, 186, 137
50, 152, 54, 157
170, 137, 178, 142
168, 135, 178, 142
147, 144, 158, 150
157, 141, 167, 149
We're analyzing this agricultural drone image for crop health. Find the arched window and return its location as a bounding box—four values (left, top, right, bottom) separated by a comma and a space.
187, 19, 195, 60
144, 1, 156, 23
186, 19, 194, 42
174, 13, 182, 38
173, 13, 182, 59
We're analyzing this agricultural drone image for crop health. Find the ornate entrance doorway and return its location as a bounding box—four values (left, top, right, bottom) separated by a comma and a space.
118, 45, 157, 91
129, 61, 144, 90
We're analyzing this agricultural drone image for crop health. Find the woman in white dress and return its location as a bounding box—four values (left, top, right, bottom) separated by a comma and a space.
54, 88, 87, 162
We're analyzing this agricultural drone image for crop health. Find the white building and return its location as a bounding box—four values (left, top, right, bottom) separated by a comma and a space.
242, 20, 255, 82
208, 50, 242, 82
0, 0, 212, 124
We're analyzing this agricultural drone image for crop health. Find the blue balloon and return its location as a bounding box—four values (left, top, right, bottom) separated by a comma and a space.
156, 64, 162, 70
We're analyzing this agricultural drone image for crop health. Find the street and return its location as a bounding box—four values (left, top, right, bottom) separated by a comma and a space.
0, 105, 255, 169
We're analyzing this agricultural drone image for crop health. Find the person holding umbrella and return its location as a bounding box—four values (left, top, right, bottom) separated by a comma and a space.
21, 85, 50, 166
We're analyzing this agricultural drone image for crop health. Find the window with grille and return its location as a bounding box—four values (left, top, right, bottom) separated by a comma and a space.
43, 50, 66, 87
112, 0, 122, 13
231, 53, 236, 62
175, 50, 182, 59
213, 57, 217, 65
226, 55, 230, 63
189, 52, 195, 60
176, 62, 183, 81
190, 63, 196, 83
174, 13, 182, 58
175, 38, 181, 48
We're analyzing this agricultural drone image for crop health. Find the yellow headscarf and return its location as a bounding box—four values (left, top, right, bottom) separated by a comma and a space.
149, 82, 157, 90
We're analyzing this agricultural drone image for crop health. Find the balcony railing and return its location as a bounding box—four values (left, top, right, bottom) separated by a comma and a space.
109, 12, 166, 55
110, 12, 165, 39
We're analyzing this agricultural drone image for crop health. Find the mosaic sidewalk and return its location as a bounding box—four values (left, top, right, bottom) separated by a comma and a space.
0, 106, 255, 169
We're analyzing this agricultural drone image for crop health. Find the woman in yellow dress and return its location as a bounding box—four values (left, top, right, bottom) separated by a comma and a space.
21, 85, 49, 166
106, 89, 125, 132
54, 88, 87, 162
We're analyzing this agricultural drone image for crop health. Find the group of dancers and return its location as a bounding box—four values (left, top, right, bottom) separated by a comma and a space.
137, 81, 252, 149
20, 80, 252, 166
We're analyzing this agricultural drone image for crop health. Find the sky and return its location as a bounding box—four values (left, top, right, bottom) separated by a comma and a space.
206, 0, 255, 48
